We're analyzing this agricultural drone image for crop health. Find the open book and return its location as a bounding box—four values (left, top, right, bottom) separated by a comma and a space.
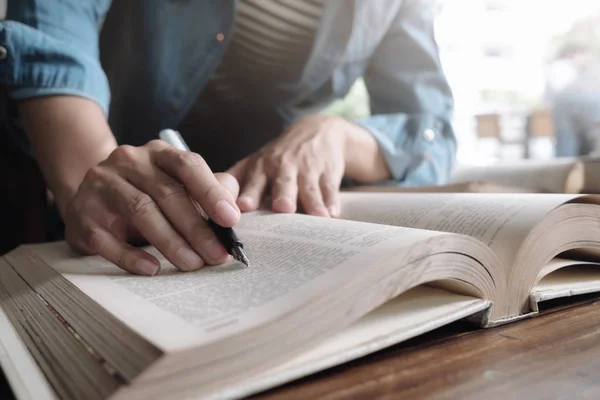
2, 192, 600, 400
450, 158, 586, 193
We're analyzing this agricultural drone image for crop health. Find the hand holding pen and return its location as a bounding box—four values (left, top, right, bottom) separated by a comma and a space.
159, 129, 249, 266
62, 131, 245, 275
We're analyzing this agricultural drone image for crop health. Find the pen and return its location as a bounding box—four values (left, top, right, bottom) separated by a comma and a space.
158, 129, 250, 267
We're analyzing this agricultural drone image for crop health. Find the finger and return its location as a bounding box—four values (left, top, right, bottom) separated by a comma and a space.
215, 172, 240, 199
298, 173, 330, 217
237, 160, 268, 212
271, 166, 298, 214
151, 143, 240, 227
320, 174, 341, 218
128, 169, 230, 266
226, 158, 250, 182
66, 224, 161, 276
99, 171, 206, 272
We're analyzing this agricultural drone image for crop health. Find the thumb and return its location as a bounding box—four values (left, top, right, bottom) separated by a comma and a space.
215, 172, 240, 200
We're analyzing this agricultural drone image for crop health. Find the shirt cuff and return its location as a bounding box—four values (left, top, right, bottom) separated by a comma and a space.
355, 113, 446, 182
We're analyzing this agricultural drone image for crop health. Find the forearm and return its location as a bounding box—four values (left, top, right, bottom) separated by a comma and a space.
343, 121, 392, 183
18, 96, 118, 216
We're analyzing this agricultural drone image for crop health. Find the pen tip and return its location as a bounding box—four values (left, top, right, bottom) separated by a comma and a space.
232, 246, 250, 267
240, 252, 250, 267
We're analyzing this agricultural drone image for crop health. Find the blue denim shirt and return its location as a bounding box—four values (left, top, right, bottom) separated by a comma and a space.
0, 0, 456, 186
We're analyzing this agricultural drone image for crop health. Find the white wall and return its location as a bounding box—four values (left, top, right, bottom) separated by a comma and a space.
0, 0, 6, 19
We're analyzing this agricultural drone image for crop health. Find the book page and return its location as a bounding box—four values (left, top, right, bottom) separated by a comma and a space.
531, 260, 600, 307
451, 159, 583, 193
212, 286, 489, 400
34, 213, 443, 352
339, 193, 580, 272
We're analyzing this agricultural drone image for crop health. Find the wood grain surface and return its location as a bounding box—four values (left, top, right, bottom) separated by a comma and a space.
253, 295, 600, 400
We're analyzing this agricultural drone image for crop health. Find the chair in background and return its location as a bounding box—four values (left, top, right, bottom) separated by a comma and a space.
475, 112, 526, 159
524, 108, 555, 158
475, 113, 502, 141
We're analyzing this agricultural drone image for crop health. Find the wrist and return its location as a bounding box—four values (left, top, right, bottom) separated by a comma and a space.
18, 96, 118, 219
53, 138, 117, 218
341, 120, 391, 183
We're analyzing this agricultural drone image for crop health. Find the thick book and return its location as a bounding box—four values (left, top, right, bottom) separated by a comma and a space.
450, 158, 586, 193
449, 156, 600, 195
2, 192, 600, 400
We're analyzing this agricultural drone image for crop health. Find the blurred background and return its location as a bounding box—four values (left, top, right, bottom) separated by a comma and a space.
326, 0, 600, 166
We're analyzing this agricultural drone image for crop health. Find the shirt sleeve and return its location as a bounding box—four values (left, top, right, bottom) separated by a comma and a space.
0, 0, 112, 114
355, 0, 456, 186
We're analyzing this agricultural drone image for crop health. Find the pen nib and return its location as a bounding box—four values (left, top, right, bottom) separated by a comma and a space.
232, 245, 250, 267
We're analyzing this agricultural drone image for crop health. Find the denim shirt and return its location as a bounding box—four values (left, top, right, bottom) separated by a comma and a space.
0, 0, 456, 186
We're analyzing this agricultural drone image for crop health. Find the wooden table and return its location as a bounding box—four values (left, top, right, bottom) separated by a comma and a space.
252, 295, 600, 400
2, 295, 600, 399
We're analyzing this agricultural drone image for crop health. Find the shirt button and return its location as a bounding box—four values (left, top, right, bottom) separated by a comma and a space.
423, 128, 436, 142
216, 33, 225, 42
169, 104, 179, 113
0, 46, 7, 61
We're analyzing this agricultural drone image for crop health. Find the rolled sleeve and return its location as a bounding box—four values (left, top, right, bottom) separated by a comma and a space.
0, 21, 110, 114
0, 0, 111, 154
356, 113, 455, 186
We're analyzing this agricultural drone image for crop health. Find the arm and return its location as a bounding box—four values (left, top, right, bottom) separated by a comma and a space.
18, 97, 117, 217
2, 0, 115, 213
355, 0, 456, 186
1, 2, 241, 274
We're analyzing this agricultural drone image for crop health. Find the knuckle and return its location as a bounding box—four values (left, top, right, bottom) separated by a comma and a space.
275, 174, 293, 185
84, 165, 109, 184
322, 181, 338, 193
300, 153, 316, 167
303, 184, 318, 193
156, 181, 186, 201
203, 184, 224, 202
172, 150, 206, 168
80, 225, 104, 252
67, 196, 85, 217
110, 145, 138, 165
146, 139, 165, 150
189, 220, 213, 242
116, 250, 130, 270
126, 193, 157, 218
274, 152, 294, 167
241, 157, 259, 174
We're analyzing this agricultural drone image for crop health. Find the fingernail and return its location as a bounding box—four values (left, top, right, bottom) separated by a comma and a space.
328, 205, 339, 218
273, 197, 295, 213
135, 259, 160, 276
177, 247, 204, 271
312, 207, 329, 217
216, 200, 240, 225
205, 237, 228, 262
237, 195, 255, 209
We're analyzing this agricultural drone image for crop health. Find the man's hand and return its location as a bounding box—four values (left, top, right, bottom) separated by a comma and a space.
63, 140, 241, 275
228, 115, 390, 218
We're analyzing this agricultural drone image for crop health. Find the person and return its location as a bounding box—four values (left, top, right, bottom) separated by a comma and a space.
544, 43, 588, 106
0, 0, 455, 274
553, 56, 600, 157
